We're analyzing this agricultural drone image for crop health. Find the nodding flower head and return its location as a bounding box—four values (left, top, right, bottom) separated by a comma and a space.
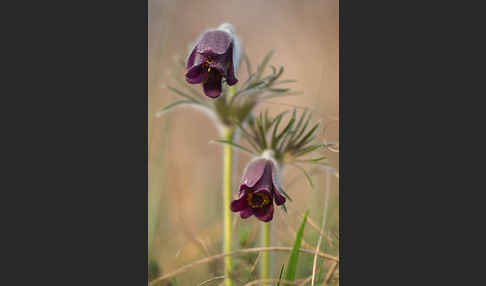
230, 157, 286, 222
185, 23, 240, 98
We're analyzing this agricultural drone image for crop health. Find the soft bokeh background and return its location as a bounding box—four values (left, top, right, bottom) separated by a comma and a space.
149, 0, 339, 284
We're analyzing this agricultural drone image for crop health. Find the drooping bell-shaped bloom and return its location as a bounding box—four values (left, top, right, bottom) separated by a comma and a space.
230, 158, 286, 222
185, 23, 240, 98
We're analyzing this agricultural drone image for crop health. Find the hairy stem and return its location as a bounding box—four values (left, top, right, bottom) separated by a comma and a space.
222, 126, 234, 286
260, 223, 271, 282
222, 85, 236, 286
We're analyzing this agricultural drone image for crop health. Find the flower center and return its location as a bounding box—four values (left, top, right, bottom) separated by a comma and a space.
203, 56, 213, 72
247, 192, 271, 209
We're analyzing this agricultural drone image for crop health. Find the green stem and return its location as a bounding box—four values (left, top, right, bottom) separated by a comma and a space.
260, 222, 271, 282
227, 85, 236, 101
222, 86, 236, 286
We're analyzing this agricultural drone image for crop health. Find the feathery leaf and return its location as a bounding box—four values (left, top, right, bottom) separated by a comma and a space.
211, 139, 256, 156
156, 100, 195, 117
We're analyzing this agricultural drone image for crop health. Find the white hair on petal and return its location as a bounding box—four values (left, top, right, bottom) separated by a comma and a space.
217, 23, 234, 35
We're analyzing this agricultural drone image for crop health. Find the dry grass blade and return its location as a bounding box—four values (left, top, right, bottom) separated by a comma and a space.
149, 247, 338, 285
298, 276, 313, 286
324, 262, 338, 285
197, 276, 227, 286
249, 252, 262, 274
326, 144, 339, 153
243, 278, 300, 286
313, 172, 332, 285
311, 235, 323, 286
318, 170, 333, 286
178, 215, 210, 256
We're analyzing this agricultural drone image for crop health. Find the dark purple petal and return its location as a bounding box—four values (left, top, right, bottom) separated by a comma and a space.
230, 191, 249, 212
273, 190, 286, 206
197, 30, 232, 55
225, 44, 238, 86
252, 161, 274, 192
270, 161, 286, 202
202, 73, 222, 98
240, 208, 253, 219
241, 158, 268, 188
226, 62, 238, 86
184, 28, 238, 97
238, 184, 251, 195
254, 204, 274, 222
192, 52, 207, 67
185, 64, 208, 84
186, 45, 197, 69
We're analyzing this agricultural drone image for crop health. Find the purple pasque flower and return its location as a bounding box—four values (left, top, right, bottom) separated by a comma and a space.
185, 23, 239, 98
230, 157, 286, 222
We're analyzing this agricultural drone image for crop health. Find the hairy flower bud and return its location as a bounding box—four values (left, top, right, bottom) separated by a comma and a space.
185, 23, 240, 98
230, 158, 286, 222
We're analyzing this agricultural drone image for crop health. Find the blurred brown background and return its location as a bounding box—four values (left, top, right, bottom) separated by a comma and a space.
149, 0, 339, 284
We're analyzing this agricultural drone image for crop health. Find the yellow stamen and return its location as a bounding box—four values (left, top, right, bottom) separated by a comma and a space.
204, 57, 213, 73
